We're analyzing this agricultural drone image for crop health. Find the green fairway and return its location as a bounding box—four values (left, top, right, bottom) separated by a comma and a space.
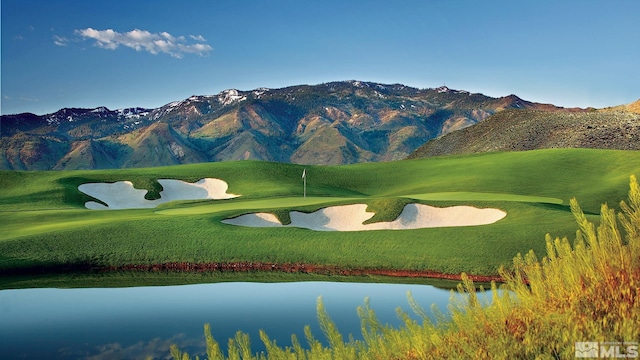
1, 148, 639, 281
404, 192, 563, 204
155, 196, 357, 216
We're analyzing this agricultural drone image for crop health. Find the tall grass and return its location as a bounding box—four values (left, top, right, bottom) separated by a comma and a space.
170, 176, 640, 359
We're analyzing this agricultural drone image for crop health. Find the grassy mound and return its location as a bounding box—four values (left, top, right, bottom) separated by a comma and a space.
362, 198, 414, 224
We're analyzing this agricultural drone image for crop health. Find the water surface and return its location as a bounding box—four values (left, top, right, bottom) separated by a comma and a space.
0, 281, 470, 359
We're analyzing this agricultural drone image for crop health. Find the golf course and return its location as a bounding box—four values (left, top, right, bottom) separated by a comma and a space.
1, 148, 639, 286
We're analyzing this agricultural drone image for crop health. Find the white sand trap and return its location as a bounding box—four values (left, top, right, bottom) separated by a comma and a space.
79, 178, 240, 210
222, 203, 506, 231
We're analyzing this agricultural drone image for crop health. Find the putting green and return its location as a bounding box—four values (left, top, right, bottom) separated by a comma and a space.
403, 192, 563, 204
155, 196, 357, 216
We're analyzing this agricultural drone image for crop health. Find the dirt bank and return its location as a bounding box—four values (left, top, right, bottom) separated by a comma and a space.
104, 261, 505, 283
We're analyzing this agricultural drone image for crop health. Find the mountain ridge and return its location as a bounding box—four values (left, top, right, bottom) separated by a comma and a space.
1, 80, 585, 170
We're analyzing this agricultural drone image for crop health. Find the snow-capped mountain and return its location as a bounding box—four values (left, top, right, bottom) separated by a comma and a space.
0, 80, 584, 170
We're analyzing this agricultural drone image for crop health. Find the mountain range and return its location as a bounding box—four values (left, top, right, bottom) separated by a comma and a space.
0, 80, 622, 170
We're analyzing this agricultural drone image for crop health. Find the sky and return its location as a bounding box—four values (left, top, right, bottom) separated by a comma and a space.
1, 0, 639, 115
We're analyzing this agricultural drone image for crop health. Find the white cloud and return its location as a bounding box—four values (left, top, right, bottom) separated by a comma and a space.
57, 333, 205, 360
75, 28, 212, 58
190, 34, 206, 41
2, 94, 39, 102
88, 334, 204, 360
53, 35, 69, 46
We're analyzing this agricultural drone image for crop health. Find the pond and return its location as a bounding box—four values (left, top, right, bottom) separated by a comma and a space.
0, 281, 485, 359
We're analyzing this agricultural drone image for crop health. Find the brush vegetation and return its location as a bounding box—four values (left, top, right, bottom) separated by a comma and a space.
169, 176, 640, 359
409, 109, 640, 158
1, 149, 640, 282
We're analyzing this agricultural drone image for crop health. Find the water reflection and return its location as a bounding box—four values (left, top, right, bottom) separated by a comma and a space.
0, 281, 478, 359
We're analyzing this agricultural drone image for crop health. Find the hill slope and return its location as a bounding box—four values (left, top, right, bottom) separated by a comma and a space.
1, 81, 577, 169
409, 109, 640, 158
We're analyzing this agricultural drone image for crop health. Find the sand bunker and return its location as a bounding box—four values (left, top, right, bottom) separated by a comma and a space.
79, 178, 239, 210
222, 203, 506, 231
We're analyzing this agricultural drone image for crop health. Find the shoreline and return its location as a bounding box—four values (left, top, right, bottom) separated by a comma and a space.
0, 261, 505, 283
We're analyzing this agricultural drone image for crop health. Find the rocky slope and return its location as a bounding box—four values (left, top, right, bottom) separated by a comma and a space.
408, 106, 640, 159
1, 81, 576, 170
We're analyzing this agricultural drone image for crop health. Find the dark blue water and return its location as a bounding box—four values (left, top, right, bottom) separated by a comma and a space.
0, 281, 473, 359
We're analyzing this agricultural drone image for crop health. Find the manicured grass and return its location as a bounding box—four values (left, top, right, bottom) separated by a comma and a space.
0, 201, 574, 275
155, 196, 357, 216
1, 149, 639, 279
404, 192, 563, 204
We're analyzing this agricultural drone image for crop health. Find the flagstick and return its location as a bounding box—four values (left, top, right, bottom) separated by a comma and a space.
302, 168, 306, 198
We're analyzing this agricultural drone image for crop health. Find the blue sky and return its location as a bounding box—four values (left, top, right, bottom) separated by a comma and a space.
2, 0, 639, 115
